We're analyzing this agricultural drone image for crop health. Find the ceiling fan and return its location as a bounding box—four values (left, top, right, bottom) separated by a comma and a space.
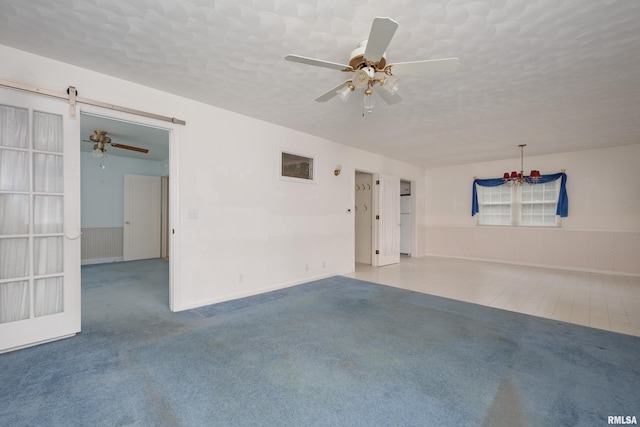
83, 130, 149, 157
285, 17, 460, 114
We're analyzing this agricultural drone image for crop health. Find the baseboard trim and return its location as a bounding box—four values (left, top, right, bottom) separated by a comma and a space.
172, 272, 340, 312
81, 257, 124, 266
417, 253, 640, 277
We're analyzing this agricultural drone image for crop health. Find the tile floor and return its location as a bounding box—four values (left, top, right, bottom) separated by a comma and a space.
344, 256, 640, 337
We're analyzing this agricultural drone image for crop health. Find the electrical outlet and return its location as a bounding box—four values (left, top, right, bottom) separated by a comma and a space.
305, 263, 309, 271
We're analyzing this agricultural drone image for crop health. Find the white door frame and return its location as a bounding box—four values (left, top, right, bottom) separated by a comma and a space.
79, 106, 180, 311
354, 170, 405, 269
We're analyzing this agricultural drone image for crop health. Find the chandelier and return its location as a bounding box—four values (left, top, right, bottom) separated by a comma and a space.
503, 144, 541, 186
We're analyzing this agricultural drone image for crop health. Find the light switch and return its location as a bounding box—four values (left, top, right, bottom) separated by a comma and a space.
188, 209, 198, 219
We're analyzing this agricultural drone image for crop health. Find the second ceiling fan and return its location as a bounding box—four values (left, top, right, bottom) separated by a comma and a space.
285, 17, 460, 114
84, 130, 149, 156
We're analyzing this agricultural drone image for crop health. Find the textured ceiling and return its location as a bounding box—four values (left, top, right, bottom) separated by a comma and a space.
1, 0, 639, 167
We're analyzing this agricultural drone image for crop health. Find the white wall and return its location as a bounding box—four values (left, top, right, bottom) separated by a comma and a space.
81, 151, 167, 228
0, 45, 424, 310
421, 144, 640, 275
80, 152, 167, 263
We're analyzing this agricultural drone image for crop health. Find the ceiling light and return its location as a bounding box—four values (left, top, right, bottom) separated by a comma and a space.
352, 68, 370, 89
503, 144, 541, 186
380, 76, 399, 95
91, 142, 109, 158
338, 67, 398, 115
91, 141, 109, 169
337, 83, 355, 102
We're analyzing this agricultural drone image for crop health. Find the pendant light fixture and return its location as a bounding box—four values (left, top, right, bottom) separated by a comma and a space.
503, 144, 541, 186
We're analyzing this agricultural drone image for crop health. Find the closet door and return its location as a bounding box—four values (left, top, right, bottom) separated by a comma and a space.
0, 87, 81, 353
123, 174, 161, 261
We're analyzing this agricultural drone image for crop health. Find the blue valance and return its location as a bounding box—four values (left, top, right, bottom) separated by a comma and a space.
472, 172, 568, 217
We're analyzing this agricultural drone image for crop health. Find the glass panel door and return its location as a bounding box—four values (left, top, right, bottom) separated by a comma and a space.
0, 88, 81, 353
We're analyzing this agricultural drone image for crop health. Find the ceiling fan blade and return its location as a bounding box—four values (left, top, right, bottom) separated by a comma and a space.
111, 143, 149, 154
388, 58, 460, 76
364, 17, 399, 63
285, 54, 352, 71
375, 87, 403, 105
315, 81, 352, 102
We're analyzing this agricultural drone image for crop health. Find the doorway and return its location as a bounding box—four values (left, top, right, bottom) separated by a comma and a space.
400, 180, 412, 256
354, 171, 406, 267
79, 109, 177, 310
355, 171, 373, 264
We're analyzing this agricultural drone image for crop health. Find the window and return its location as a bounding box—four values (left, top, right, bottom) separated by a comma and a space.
477, 181, 560, 227
281, 151, 314, 181
478, 185, 512, 225
520, 181, 559, 226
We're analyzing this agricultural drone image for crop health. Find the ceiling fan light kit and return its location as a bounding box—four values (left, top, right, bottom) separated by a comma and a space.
91, 142, 109, 158
380, 76, 399, 95
352, 67, 373, 89
285, 16, 460, 115
336, 82, 355, 102
83, 129, 150, 169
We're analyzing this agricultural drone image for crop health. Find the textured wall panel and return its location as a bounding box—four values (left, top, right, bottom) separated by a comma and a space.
419, 226, 640, 276
81, 227, 123, 261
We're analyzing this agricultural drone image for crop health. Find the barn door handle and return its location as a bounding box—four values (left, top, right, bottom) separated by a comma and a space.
64, 227, 82, 240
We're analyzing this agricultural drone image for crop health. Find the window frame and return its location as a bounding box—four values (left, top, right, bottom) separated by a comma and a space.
477, 180, 561, 227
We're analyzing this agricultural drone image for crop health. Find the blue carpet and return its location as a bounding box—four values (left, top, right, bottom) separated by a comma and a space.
1, 259, 638, 426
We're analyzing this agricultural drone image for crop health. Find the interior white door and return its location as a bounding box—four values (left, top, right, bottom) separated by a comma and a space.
373, 174, 401, 266
0, 87, 81, 353
123, 174, 161, 261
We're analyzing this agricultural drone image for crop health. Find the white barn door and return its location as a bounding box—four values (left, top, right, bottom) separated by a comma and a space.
123, 174, 161, 261
0, 87, 81, 353
373, 174, 401, 267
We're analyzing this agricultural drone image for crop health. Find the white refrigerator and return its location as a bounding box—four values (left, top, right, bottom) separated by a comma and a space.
400, 195, 411, 255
